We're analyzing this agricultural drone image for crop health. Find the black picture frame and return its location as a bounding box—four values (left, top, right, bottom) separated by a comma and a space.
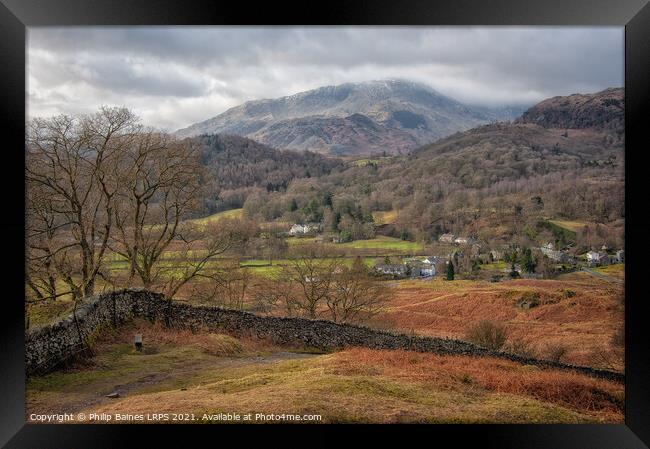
1, 0, 648, 446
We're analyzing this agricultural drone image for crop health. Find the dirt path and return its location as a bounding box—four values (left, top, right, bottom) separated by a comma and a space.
53, 351, 321, 414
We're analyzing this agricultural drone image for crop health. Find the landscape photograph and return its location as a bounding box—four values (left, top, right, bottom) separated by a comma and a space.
25, 26, 625, 424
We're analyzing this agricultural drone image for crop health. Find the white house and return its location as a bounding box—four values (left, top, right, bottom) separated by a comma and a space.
615, 249, 625, 263
288, 223, 318, 235
586, 251, 608, 266
454, 236, 475, 245
419, 263, 436, 277
422, 256, 439, 265
406, 259, 436, 278
438, 233, 456, 244
542, 242, 555, 251
540, 243, 568, 262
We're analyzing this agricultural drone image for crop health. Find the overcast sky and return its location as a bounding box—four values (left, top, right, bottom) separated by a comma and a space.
27, 26, 624, 131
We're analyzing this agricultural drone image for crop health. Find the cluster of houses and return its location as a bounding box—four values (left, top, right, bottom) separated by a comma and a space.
538, 242, 624, 267
586, 246, 624, 266
539, 242, 574, 264
374, 256, 439, 279
287, 222, 624, 275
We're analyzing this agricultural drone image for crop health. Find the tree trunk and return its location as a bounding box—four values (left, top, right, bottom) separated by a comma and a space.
84, 278, 95, 298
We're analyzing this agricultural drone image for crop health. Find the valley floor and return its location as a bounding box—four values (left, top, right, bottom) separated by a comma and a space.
27, 320, 623, 424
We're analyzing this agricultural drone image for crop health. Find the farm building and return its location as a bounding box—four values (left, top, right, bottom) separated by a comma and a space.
406, 260, 436, 278
374, 264, 408, 277
417, 263, 436, 277
586, 251, 609, 266
615, 249, 624, 263
454, 236, 476, 245
438, 233, 456, 243
288, 223, 319, 235
540, 243, 570, 263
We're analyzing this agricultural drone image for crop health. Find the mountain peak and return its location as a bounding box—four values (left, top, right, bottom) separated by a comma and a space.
176, 80, 525, 155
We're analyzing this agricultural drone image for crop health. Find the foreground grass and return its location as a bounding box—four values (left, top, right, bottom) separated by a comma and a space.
27, 324, 623, 423
27, 321, 623, 424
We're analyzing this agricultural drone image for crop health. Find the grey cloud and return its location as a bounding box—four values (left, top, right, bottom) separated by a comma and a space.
27, 26, 624, 130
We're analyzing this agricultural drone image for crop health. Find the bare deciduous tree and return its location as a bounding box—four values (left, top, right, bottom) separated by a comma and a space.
281, 247, 342, 319
26, 107, 138, 300
210, 260, 251, 311
186, 259, 252, 311
250, 275, 297, 316
326, 257, 391, 323
109, 131, 203, 288
26, 182, 61, 301
156, 218, 255, 299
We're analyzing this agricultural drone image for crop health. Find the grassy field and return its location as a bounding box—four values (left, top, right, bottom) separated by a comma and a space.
371, 275, 624, 371
286, 235, 423, 254
27, 297, 76, 329
480, 261, 508, 271
187, 208, 244, 227
241, 257, 378, 277
372, 210, 398, 225
337, 236, 423, 252
27, 320, 623, 424
349, 157, 394, 168
593, 263, 625, 276
286, 236, 320, 246
548, 219, 588, 233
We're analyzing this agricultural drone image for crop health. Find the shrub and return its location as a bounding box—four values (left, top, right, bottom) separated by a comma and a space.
490, 274, 503, 283
199, 334, 244, 357
544, 343, 569, 363
339, 230, 353, 243
465, 320, 508, 350
516, 291, 540, 309
505, 337, 537, 358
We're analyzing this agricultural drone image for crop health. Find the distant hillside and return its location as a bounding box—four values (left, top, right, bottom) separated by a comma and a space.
193, 134, 344, 213
177, 80, 526, 156
240, 89, 624, 249
517, 88, 624, 131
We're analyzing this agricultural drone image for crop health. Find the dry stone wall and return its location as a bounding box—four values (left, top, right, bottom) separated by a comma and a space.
26, 289, 624, 382
25, 290, 163, 375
